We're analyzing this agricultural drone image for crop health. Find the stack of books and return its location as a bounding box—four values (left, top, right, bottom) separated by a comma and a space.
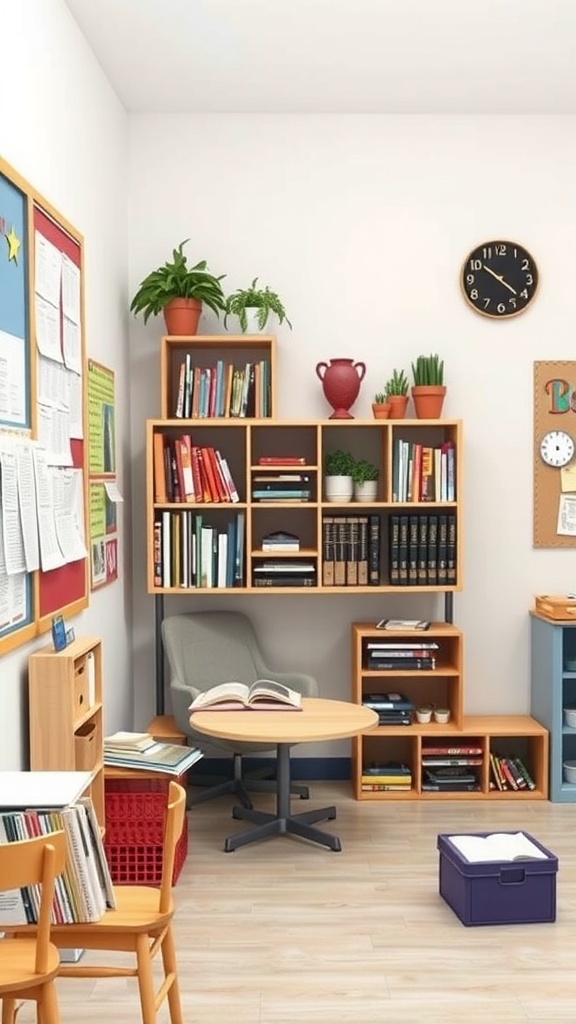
251, 472, 311, 502
0, 773, 115, 925
421, 742, 483, 792
361, 762, 412, 792
103, 731, 203, 776
261, 531, 300, 552
364, 640, 439, 671
362, 692, 414, 725
252, 560, 316, 588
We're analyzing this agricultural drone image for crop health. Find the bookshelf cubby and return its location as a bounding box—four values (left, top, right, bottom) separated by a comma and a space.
351, 622, 549, 800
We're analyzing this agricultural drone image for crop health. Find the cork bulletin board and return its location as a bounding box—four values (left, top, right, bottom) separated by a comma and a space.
534, 360, 576, 548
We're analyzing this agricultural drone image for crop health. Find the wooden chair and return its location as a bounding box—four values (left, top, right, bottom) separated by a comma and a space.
0, 830, 67, 1024
10, 781, 186, 1024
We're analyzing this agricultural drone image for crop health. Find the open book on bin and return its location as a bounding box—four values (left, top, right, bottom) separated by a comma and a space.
448, 832, 548, 863
189, 679, 303, 711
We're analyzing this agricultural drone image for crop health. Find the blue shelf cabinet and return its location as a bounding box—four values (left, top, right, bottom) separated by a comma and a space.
531, 611, 576, 802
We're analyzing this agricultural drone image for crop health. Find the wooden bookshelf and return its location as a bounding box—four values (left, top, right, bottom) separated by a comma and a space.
28, 636, 104, 825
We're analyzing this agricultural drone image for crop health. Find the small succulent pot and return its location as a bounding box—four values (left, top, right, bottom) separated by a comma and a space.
415, 706, 433, 724
372, 401, 391, 419
433, 707, 451, 724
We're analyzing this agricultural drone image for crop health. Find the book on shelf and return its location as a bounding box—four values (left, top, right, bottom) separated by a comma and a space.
376, 619, 431, 631
447, 832, 548, 863
0, 794, 115, 926
362, 783, 412, 791
258, 456, 306, 465
104, 730, 157, 752
261, 531, 300, 552
253, 576, 316, 587
422, 782, 480, 792
189, 679, 303, 712
103, 741, 203, 775
362, 693, 414, 710
422, 757, 482, 767
422, 743, 482, 756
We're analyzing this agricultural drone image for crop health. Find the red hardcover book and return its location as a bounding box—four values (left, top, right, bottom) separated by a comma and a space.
258, 457, 306, 465
191, 446, 206, 503
197, 447, 218, 502
205, 447, 227, 501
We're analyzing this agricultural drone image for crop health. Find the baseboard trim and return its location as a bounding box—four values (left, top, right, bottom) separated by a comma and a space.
189, 756, 351, 782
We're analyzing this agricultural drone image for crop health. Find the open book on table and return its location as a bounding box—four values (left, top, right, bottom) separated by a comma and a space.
448, 832, 548, 863
189, 679, 303, 711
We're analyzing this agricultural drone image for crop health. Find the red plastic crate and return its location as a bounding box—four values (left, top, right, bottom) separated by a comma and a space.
104, 778, 187, 886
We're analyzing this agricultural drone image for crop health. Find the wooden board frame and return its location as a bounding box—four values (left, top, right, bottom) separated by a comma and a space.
0, 156, 88, 654
533, 360, 576, 548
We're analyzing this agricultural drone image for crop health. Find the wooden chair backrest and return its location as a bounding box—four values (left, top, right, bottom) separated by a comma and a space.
158, 782, 186, 913
0, 830, 67, 974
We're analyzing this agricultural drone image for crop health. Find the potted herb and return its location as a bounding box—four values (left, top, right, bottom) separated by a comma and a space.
385, 369, 410, 419
372, 392, 391, 420
224, 277, 292, 332
352, 458, 379, 502
130, 239, 226, 336
411, 353, 446, 419
324, 449, 354, 503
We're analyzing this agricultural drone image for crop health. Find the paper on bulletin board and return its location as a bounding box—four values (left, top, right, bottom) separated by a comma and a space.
89, 479, 119, 590
87, 360, 116, 475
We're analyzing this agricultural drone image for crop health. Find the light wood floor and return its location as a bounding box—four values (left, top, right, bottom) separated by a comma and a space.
14, 782, 576, 1022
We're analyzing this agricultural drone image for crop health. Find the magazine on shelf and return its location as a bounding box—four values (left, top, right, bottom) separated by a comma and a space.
103, 742, 203, 775
189, 679, 303, 711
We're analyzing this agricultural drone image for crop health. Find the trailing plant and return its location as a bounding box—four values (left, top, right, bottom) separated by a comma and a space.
324, 449, 355, 476
385, 369, 409, 397
224, 277, 293, 331
411, 353, 445, 386
130, 239, 226, 323
352, 458, 379, 484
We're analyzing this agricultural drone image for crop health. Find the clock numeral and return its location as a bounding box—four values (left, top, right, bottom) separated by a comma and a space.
470, 288, 479, 300
483, 298, 490, 309
497, 303, 506, 313
521, 259, 530, 271
495, 244, 507, 256
509, 298, 516, 308
525, 273, 533, 285
466, 273, 474, 285
482, 247, 492, 259
520, 288, 529, 299
469, 259, 482, 271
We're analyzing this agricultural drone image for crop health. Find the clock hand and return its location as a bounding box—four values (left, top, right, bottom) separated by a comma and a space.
482, 264, 517, 296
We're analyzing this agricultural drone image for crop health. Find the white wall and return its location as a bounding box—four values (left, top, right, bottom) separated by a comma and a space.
128, 113, 576, 756
0, 0, 131, 768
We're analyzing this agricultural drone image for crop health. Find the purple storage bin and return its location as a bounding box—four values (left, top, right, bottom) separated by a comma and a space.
437, 831, 558, 927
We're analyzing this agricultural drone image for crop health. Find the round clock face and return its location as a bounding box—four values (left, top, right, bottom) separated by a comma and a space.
461, 240, 538, 318
540, 430, 575, 468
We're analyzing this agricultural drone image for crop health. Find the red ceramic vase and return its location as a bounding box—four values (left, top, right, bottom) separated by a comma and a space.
315, 358, 366, 419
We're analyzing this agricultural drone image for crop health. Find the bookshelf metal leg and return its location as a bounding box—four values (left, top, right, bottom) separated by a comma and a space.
444, 592, 454, 624
225, 742, 341, 852
155, 594, 165, 716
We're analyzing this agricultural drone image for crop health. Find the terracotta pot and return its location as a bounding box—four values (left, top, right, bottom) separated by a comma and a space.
163, 298, 202, 336
387, 394, 409, 419
315, 358, 366, 419
411, 385, 446, 419
372, 402, 391, 419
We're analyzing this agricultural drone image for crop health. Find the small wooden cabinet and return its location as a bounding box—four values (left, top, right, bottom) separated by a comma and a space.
29, 636, 104, 825
531, 611, 576, 802
351, 621, 549, 800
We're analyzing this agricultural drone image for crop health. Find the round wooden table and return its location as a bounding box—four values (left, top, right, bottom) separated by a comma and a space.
191, 697, 378, 852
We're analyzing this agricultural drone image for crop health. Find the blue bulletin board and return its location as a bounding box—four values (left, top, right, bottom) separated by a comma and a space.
0, 157, 89, 654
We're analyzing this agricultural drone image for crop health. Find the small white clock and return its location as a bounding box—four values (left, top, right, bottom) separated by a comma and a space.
539, 430, 575, 468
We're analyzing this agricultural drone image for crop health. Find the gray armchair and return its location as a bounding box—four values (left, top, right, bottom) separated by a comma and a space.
161, 611, 319, 806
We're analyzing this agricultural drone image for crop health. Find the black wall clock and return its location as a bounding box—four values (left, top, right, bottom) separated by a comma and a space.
461, 240, 539, 319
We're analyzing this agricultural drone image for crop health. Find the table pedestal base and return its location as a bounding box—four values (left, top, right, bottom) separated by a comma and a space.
223, 742, 341, 852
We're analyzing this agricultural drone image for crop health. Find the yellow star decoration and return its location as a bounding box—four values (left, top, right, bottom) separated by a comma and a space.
5, 225, 21, 263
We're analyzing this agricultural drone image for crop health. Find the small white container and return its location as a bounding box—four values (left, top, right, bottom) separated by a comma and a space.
563, 760, 576, 783
564, 708, 576, 728
434, 708, 451, 725
416, 707, 432, 724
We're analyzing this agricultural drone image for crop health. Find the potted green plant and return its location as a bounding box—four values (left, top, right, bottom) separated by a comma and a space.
410, 353, 446, 419
372, 392, 391, 420
385, 369, 410, 419
224, 278, 292, 332
324, 449, 354, 503
352, 458, 379, 502
130, 239, 226, 336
